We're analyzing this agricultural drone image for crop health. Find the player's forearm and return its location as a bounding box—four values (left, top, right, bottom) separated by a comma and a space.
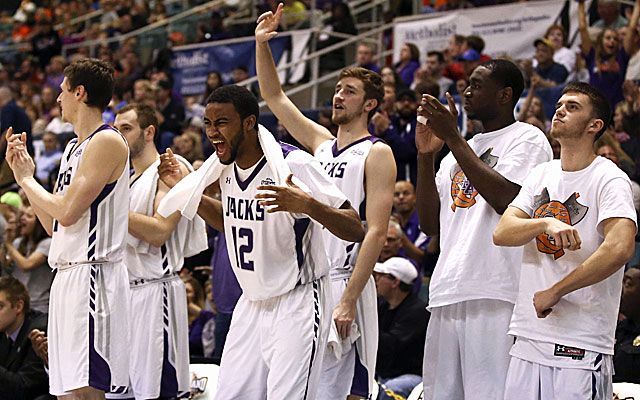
196, 195, 224, 232
416, 153, 440, 236
493, 212, 547, 247
307, 200, 364, 243
19, 177, 73, 226
128, 211, 181, 247
256, 40, 284, 102
341, 226, 386, 305
447, 135, 521, 214
550, 235, 634, 299
29, 201, 53, 236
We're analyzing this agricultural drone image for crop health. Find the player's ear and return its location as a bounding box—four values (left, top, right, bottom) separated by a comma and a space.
589, 118, 604, 136
243, 115, 257, 132
364, 98, 377, 113
144, 125, 155, 142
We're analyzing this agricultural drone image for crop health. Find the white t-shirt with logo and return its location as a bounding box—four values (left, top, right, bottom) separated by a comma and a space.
430, 121, 553, 308
509, 157, 637, 355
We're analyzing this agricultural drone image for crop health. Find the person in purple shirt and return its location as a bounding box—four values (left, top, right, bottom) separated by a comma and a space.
578, 0, 640, 107
370, 89, 418, 185
209, 232, 242, 359
394, 43, 420, 88
356, 43, 381, 74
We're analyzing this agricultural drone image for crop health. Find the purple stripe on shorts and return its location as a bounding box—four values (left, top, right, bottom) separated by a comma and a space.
350, 346, 369, 398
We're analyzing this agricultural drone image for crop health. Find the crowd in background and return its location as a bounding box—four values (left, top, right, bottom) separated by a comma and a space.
1, 0, 640, 399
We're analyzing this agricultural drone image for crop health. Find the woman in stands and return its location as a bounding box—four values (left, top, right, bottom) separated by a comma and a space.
578, 0, 640, 106
186, 277, 215, 358
394, 42, 420, 87
0, 204, 52, 313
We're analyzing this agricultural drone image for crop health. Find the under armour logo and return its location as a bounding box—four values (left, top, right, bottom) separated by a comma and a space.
226, 177, 231, 184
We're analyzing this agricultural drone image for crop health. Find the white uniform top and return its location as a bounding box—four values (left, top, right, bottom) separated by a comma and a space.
125, 156, 208, 281
314, 136, 382, 272
509, 157, 637, 355
49, 125, 130, 268
220, 143, 347, 301
430, 122, 552, 308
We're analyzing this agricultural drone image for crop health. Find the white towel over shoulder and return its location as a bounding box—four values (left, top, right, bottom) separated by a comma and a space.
158, 124, 309, 219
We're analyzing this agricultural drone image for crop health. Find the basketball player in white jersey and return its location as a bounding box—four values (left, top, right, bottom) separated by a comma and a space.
255, 5, 396, 399
494, 82, 637, 399
114, 103, 204, 399
5, 58, 130, 399
416, 60, 552, 399
159, 84, 365, 399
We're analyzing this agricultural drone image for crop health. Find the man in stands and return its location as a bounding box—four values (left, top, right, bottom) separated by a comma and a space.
356, 43, 381, 73
0, 275, 49, 400
374, 257, 429, 400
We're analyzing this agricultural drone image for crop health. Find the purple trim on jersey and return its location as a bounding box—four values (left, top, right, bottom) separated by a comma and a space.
279, 141, 299, 158
358, 196, 366, 221
161, 244, 170, 275
160, 283, 179, 397
88, 265, 112, 392
350, 346, 369, 397
302, 280, 321, 400
233, 157, 267, 191
88, 181, 116, 260
331, 135, 384, 157
65, 138, 79, 162
294, 218, 311, 268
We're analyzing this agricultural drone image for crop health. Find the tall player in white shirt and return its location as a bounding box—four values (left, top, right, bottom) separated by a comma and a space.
5, 58, 130, 399
159, 84, 365, 399
114, 103, 200, 399
255, 5, 396, 399
494, 82, 637, 399
416, 60, 552, 399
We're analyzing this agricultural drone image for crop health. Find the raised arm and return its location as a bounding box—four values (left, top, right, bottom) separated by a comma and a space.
333, 143, 396, 339
423, 93, 521, 214
128, 161, 190, 247
7, 130, 127, 227
255, 3, 333, 153
578, 0, 593, 55
415, 101, 445, 236
624, 0, 640, 55
518, 85, 537, 122
533, 217, 636, 318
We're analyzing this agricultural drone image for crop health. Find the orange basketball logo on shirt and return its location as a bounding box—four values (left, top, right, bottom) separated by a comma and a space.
532, 188, 588, 260
450, 148, 498, 211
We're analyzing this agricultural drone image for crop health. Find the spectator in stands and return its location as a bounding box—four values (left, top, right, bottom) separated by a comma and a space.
172, 130, 203, 164
186, 277, 215, 357
578, 0, 640, 107
532, 38, 569, 87
594, 0, 629, 30
14, 57, 44, 86
380, 220, 404, 263
209, 232, 242, 359
0, 205, 52, 314
395, 43, 420, 88
374, 257, 429, 400
39, 86, 58, 123
133, 79, 154, 103
614, 265, 640, 383
200, 71, 223, 105
381, 66, 406, 93
0, 87, 33, 188
541, 24, 576, 79
44, 56, 65, 91
370, 82, 398, 138
393, 180, 428, 267
30, 18, 61, 69
281, 0, 308, 30
318, 1, 357, 72
356, 42, 380, 73
595, 139, 640, 208
464, 35, 491, 63
459, 48, 481, 81
0, 275, 49, 400
443, 34, 466, 82
414, 50, 453, 98
518, 84, 549, 133
147, 1, 167, 24
207, 11, 231, 41
232, 65, 260, 99
34, 131, 61, 188
157, 78, 185, 137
